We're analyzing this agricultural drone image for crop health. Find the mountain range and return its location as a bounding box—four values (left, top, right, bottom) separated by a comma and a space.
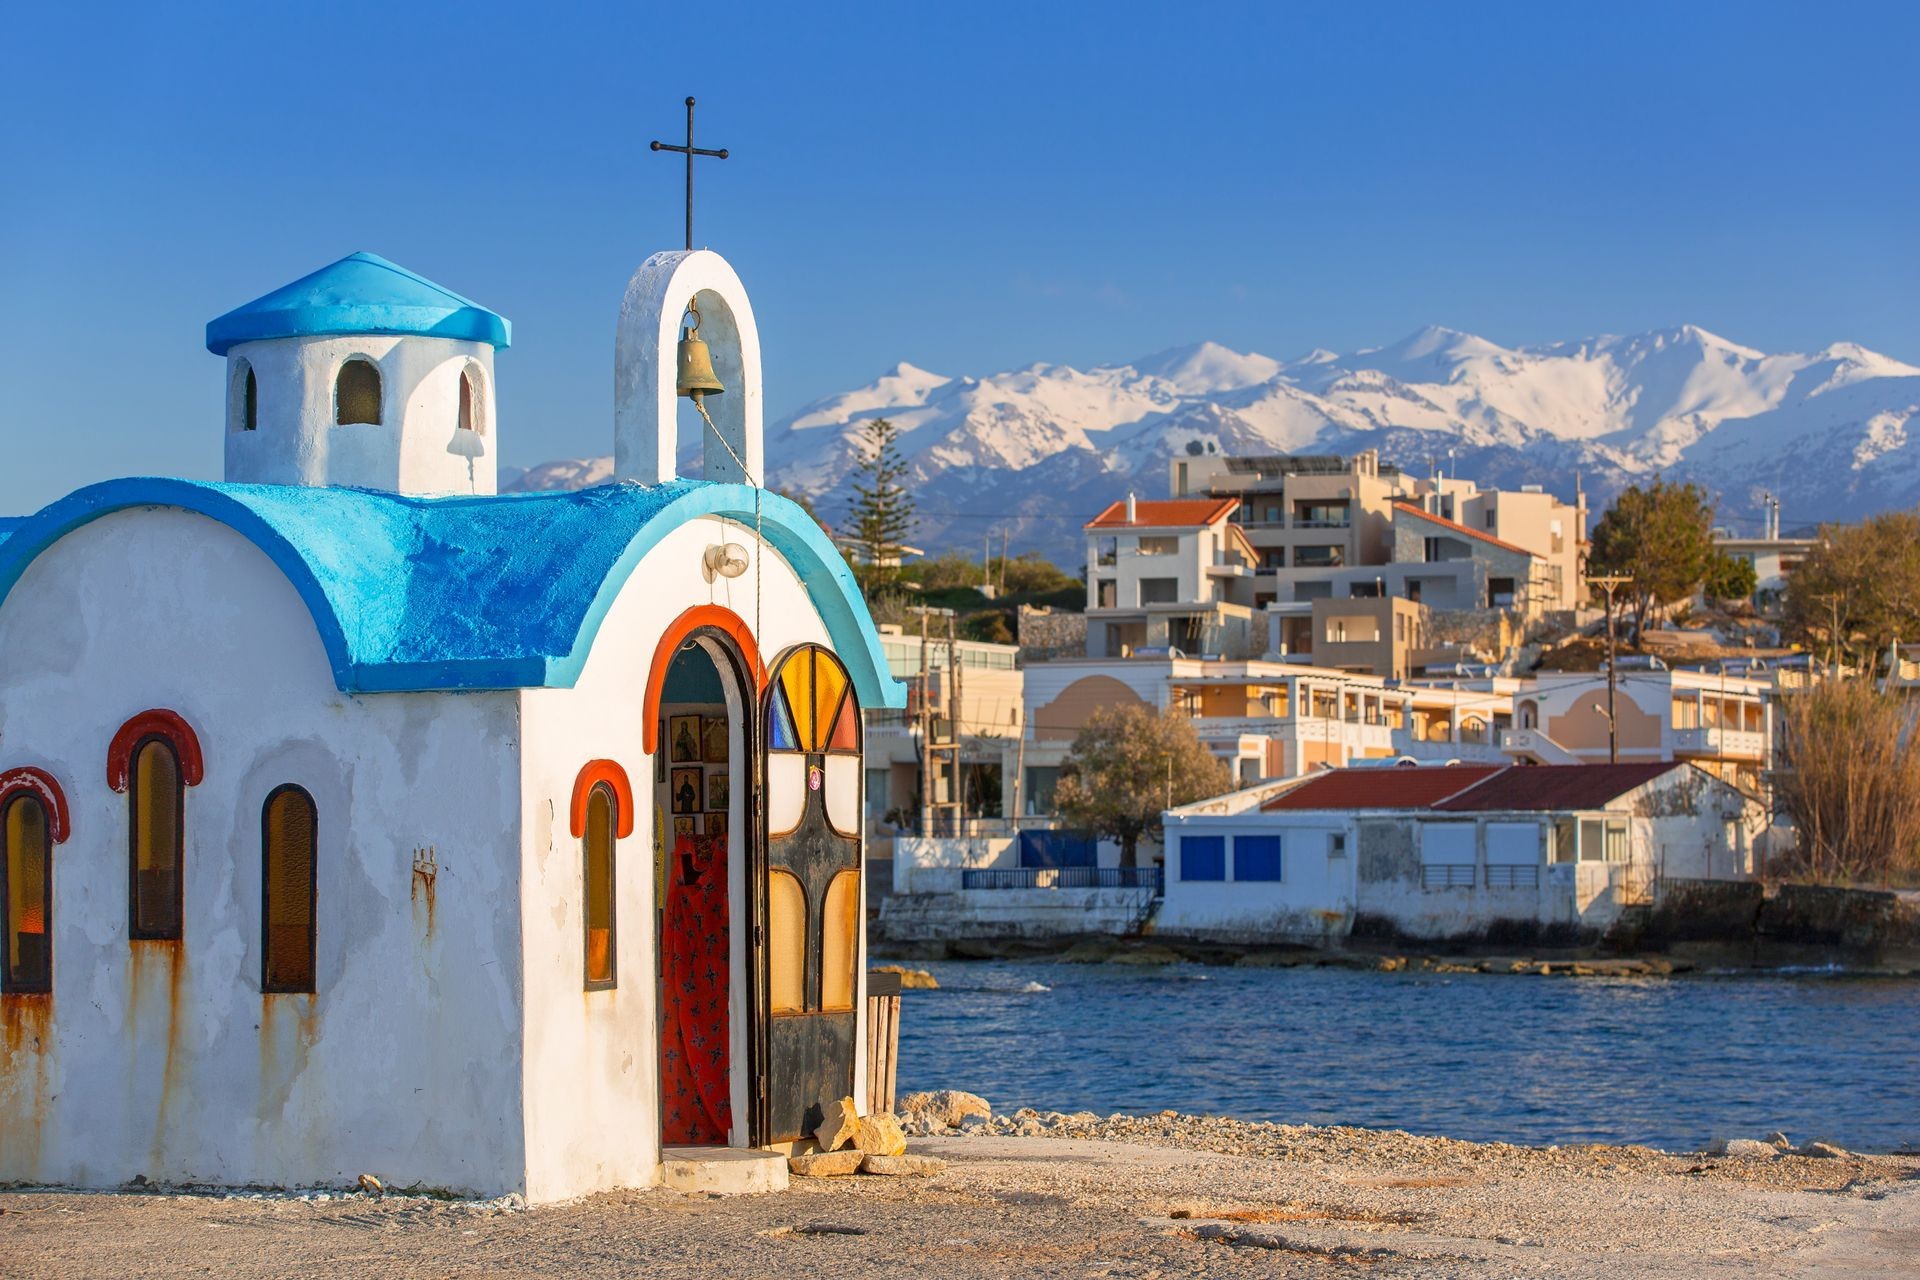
507, 325, 1920, 564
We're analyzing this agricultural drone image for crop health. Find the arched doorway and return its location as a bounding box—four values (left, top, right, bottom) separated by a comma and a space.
654, 628, 756, 1147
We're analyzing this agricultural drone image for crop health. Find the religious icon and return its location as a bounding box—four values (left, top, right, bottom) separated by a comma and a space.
674, 816, 696, 838
706, 812, 727, 842
706, 769, 730, 812
702, 715, 729, 764
670, 715, 702, 764
671, 767, 702, 815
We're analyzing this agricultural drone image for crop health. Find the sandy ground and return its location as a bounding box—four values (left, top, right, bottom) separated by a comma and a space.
2, 1123, 1915, 1278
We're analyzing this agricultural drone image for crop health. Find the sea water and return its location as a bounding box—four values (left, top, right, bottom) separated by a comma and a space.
895, 959, 1920, 1153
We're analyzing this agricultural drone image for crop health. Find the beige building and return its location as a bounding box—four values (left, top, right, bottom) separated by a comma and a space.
1171, 451, 1587, 616
1502, 668, 1772, 795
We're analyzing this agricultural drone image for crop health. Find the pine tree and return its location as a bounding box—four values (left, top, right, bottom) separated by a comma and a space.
848, 417, 914, 589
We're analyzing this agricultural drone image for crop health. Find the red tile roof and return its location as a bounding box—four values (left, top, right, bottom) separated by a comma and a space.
1261, 765, 1504, 811
1435, 763, 1680, 811
1391, 502, 1532, 557
1086, 497, 1239, 530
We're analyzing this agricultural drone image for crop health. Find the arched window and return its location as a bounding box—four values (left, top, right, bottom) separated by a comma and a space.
129, 737, 184, 939
335, 358, 382, 426
261, 785, 317, 994
583, 782, 617, 990
458, 365, 484, 436
232, 360, 259, 432
109, 710, 204, 942
2, 792, 53, 994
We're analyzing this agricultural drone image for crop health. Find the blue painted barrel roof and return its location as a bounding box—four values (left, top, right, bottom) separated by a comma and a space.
0, 478, 902, 708
206, 252, 512, 355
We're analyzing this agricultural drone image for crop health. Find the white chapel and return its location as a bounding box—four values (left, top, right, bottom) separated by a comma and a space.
0, 243, 903, 1201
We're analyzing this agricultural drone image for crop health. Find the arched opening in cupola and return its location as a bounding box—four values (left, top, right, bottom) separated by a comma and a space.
335, 358, 383, 426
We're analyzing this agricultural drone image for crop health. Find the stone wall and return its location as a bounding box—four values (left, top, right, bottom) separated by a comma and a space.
1634, 878, 1920, 969
1019, 605, 1088, 660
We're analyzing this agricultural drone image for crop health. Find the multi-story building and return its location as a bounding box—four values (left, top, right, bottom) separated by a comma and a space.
1170, 451, 1587, 616
1501, 667, 1773, 795
1082, 495, 1260, 659
864, 627, 1024, 846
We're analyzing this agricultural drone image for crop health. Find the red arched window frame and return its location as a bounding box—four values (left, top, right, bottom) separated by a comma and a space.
108, 710, 204, 942
571, 761, 632, 992
1, 767, 71, 997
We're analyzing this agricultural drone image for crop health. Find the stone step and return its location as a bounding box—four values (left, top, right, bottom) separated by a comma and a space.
661, 1146, 790, 1196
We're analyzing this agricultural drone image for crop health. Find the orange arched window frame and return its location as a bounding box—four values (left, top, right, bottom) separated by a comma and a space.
642, 606, 765, 757
571, 761, 631, 992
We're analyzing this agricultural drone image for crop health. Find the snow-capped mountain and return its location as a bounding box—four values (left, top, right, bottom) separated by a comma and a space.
508, 327, 1920, 563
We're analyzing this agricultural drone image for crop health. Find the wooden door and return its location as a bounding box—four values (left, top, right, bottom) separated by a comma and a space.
758, 644, 863, 1144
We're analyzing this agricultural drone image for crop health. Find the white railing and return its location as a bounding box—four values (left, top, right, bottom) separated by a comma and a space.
1499, 728, 1585, 765
1671, 727, 1767, 759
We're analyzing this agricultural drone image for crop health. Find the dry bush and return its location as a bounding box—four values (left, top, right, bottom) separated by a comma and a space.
1773, 678, 1920, 885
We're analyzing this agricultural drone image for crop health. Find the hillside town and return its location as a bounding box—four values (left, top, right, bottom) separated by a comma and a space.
854, 441, 1914, 963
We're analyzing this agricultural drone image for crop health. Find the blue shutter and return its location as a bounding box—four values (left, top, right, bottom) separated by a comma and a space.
1234, 835, 1283, 881
1180, 835, 1225, 882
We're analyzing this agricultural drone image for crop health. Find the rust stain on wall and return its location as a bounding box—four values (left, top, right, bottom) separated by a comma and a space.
130, 939, 186, 1173
258, 992, 320, 1129
411, 846, 438, 941
0, 994, 52, 1175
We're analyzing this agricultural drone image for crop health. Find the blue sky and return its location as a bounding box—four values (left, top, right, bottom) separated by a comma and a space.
2, 2, 1915, 512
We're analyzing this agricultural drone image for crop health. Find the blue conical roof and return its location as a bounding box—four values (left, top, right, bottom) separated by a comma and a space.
206, 252, 511, 355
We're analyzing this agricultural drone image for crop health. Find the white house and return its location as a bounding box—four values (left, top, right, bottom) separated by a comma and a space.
0, 248, 903, 1201
1159, 762, 1762, 945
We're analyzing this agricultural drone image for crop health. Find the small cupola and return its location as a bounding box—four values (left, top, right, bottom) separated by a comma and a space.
206, 252, 511, 495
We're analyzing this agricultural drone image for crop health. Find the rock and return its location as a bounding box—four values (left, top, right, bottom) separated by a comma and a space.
1108, 945, 1183, 966
852, 1113, 908, 1157
816, 1097, 861, 1152
1235, 951, 1306, 968
871, 964, 939, 990
1058, 940, 1119, 964
789, 1150, 865, 1178
1014, 1120, 1045, 1136
1014, 1107, 1039, 1120
357, 1173, 385, 1199
1707, 1138, 1777, 1159
898, 1089, 991, 1128
860, 1154, 946, 1177
1798, 1141, 1849, 1159
1765, 1132, 1791, 1148
958, 1114, 990, 1133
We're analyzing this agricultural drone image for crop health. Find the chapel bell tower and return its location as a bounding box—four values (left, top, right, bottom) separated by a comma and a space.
205, 252, 511, 495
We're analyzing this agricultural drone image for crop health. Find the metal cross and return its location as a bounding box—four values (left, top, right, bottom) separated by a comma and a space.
650, 96, 729, 251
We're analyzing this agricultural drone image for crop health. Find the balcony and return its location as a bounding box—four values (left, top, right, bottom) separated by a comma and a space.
1671, 726, 1767, 760
961, 867, 1163, 891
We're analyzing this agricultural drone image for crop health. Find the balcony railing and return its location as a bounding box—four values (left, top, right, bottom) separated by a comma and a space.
961, 867, 1164, 891
1671, 727, 1767, 759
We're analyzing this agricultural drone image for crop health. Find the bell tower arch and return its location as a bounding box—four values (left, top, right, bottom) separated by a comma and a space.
614, 250, 764, 486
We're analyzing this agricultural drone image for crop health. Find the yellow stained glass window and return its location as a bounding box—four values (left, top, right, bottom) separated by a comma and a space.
3, 795, 51, 993
584, 783, 616, 990
768, 869, 806, 1014
811, 649, 846, 753
131, 738, 183, 940
262, 786, 316, 994
779, 656, 815, 752
821, 869, 859, 1012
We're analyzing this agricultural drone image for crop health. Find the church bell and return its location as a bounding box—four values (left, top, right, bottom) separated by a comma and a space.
676, 302, 725, 400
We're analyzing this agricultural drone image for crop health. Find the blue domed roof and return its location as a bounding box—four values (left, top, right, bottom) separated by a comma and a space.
206, 252, 511, 355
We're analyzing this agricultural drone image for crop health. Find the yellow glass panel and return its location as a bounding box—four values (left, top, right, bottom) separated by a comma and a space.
811, 649, 846, 753
6, 796, 50, 985
768, 869, 806, 1014
263, 788, 317, 993
585, 784, 615, 988
780, 654, 814, 752
133, 740, 181, 937
821, 869, 859, 1012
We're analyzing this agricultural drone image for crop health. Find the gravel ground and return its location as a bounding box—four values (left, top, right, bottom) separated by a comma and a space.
2, 1115, 1914, 1278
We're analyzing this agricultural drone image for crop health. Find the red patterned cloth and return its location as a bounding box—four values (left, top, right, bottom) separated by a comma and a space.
662, 834, 732, 1144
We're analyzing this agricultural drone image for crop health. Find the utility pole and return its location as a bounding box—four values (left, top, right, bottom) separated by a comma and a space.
1587, 574, 1631, 763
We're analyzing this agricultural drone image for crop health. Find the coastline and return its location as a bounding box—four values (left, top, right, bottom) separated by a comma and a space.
4, 1113, 1914, 1278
